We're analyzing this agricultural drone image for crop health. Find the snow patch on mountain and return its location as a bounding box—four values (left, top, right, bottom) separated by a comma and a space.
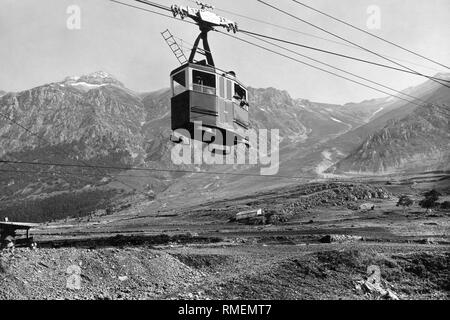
330, 117, 344, 124
371, 107, 384, 117
61, 71, 124, 89
70, 82, 108, 89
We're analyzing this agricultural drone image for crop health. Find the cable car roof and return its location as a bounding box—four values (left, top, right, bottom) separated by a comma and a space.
0, 222, 40, 230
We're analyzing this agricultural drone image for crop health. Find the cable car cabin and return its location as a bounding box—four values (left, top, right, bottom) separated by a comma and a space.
170, 61, 250, 149
162, 3, 250, 151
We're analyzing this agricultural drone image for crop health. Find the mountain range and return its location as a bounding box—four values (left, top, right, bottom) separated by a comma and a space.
0, 71, 448, 214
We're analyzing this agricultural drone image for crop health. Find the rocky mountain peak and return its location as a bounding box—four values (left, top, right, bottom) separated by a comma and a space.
248, 87, 295, 108
62, 71, 125, 89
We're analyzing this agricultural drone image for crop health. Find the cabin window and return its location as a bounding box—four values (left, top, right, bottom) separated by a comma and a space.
234, 83, 247, 101
233, 84, 248, 110
219, 77, 225, 98
192, 70, 216, 95
172, 70, 186, 96
226, 80, 232, 100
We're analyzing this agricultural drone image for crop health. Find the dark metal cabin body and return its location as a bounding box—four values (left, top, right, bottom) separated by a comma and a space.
170, 62, 249, 145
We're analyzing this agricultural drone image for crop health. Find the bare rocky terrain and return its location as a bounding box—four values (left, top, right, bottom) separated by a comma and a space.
1, 176, 448, 300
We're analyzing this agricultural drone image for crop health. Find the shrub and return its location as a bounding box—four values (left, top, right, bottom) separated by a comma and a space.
423, 190, 442, 202
419, 189, 442, 212
0, 189, 117, 223
440, 201, 450, 210
396, 195, 414, 213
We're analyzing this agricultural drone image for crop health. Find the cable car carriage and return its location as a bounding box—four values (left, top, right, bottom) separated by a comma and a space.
165, 3, 250, 152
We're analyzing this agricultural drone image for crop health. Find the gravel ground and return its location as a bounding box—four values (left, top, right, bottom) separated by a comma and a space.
1, 181, 448, 300
0, 243, 448, 300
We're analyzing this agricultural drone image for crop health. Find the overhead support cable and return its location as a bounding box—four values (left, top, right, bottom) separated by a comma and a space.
239, 29, 450, 83
216, 30, 450, 117
119, 1, 450, 83
256, 0, 450, 89
0, 160, 310, 180
243, 32, 440, 107
291, 0, 450, 70
110, 0, 450, 115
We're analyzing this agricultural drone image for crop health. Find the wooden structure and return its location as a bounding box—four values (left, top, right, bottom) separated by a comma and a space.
235, 208, 263, 221
234, 209, 265, 225
0, 221, 39, 249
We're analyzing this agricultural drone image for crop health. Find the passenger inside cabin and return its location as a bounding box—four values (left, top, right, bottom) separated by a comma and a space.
193, 70, 216, 95
234, 83, 249, 108
195, 76, 203, 85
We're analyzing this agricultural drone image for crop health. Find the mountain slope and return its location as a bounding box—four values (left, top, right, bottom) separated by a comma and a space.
305, 74, 450, 175
0, 73, 146, 161
0, 74, 365, 211
1, 71, 448, 221
328, 103, 450, 174
0, 72, 154, 204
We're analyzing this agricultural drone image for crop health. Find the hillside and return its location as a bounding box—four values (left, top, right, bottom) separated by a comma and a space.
328, 103, 450, 174
306, 74, 450, 176
0, 72, 365, 220
0, 71, 448, 221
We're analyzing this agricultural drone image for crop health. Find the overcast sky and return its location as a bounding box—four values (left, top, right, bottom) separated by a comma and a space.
1, 0, 449, 104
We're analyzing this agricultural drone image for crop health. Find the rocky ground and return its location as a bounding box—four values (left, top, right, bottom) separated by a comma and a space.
0, 179, 449, 300
0, 244, 448, 300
